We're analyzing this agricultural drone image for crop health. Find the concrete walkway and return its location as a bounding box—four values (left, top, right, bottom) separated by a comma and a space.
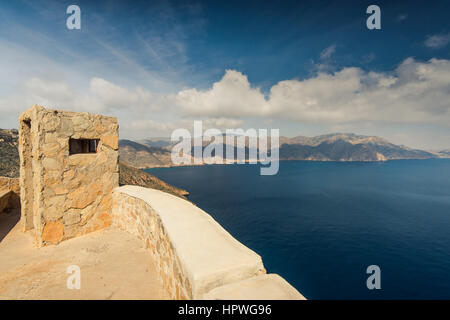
0, 210, 168, 299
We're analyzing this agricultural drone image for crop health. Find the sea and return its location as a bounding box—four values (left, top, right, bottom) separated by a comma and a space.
146, 159, 450, 299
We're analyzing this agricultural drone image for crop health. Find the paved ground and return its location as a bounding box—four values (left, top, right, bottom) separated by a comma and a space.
0, 210, 168, 299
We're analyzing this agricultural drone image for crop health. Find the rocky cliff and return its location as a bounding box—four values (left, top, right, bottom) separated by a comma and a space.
119, 162, 188, 199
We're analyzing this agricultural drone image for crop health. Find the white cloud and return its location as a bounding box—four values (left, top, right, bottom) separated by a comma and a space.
1, 57, 449, 147
129, 117, 244, 134
129, 119, 179, 133
203, 117, 244, 129
174, 58, 450, 126
175, 70, 270, 117
88, 77, 156, 111
320, 44, 336, 60
0, 77, 76, 116
424, 33, 450, 48
0, 76, 161, 116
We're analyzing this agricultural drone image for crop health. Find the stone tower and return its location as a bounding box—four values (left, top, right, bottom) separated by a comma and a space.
18, 105, 119, 246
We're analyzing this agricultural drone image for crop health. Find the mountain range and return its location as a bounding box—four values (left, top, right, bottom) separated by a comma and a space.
1, 129, 448, 175
119, 133, 448, 168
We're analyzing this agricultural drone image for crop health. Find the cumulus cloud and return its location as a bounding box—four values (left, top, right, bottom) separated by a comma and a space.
129, 117, 244, 134
316, 44, 337, 72
2, 58, 449, 142
88, 77, 157, 111
23, 77, 75, 105
0, 76, 160, 115
0, 73, 245, 137
0, 77, 76, 116
174, 58, 450, 125
129, 119, 179, 133
424, 33, 450, 48
175, 70, 270, 117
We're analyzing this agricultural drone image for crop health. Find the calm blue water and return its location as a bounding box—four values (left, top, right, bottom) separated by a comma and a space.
146, 159, 450, 299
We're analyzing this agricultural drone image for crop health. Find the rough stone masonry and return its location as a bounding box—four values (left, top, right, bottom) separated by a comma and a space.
18, 105, 119, 247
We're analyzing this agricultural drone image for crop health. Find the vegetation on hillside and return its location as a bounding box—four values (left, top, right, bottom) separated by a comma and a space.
0, 129, 19, 178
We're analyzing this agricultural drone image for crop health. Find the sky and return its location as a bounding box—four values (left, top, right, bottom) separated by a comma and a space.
0, 0, 449, 149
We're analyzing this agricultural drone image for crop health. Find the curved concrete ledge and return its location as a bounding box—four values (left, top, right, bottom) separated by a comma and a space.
112, 185, 305, 300
204, 274, 305, 300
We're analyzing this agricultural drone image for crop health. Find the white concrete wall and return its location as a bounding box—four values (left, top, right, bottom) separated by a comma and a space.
112, 185, 305, 300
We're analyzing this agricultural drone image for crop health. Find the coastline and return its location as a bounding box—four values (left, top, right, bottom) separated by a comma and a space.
140, 156, 449, 171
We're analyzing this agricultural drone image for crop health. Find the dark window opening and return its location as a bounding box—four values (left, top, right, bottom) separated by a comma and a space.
69, 139, 99, 155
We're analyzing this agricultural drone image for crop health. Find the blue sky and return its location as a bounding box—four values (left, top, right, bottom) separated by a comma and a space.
0, 0, 449, 149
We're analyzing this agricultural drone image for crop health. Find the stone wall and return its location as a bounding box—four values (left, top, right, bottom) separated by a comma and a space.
113, 190, 191, 299
18, 105, 119, 246
112, 185, 305, 300
0, 177, 20, 212
0, 177, 20, 194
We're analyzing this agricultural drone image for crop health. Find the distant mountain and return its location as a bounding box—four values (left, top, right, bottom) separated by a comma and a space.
282, 133, 391, 146
119, 139, 172, 169
2, 128, 443, 178
438, 149, 450, 158
278, 133, 436, 161
120, 133, 440, 167
138, 138, 172, 148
